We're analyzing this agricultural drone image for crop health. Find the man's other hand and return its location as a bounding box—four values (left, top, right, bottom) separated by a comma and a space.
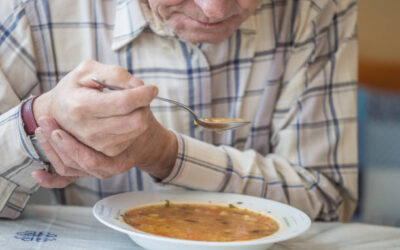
32, 116, 177, 188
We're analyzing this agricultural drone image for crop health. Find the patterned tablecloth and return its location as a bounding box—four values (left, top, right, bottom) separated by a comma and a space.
0, 205, 399, 250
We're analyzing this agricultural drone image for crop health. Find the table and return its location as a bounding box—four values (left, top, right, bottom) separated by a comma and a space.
1, 205, 399, 250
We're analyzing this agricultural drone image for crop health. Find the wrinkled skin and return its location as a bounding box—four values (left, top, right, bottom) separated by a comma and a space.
147, 0, 261, 43
32, 61, 177, 187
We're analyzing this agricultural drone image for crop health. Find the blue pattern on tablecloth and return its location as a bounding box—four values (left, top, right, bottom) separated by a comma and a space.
14, 231, 57, 242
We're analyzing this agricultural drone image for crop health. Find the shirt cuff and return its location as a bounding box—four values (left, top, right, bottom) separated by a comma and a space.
160, 132, 230, 191
16, 102, 40, 161
18, 100, 49, 165
0, 104, 48, 218
1, 104, 48, 184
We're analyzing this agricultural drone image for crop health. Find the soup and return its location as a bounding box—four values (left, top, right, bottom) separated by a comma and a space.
122, 202, 279, 242
200, 118, 249, 123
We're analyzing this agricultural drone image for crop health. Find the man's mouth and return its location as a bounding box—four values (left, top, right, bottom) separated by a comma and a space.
194, 19, 224, 28
186, 16, 231, 29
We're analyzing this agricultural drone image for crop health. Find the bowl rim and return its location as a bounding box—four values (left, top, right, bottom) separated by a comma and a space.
93, 190, 311, 246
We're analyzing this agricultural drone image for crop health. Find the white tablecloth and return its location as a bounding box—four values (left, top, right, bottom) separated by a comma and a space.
0, 205, 399, 250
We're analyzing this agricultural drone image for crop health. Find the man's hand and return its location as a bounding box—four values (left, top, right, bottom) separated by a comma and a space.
31, 61, 178, 188
32, 116, 177, 188
34, 60, 158, 157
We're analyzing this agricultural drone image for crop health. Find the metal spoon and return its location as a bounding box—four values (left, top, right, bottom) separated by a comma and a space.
91, 78, 251, 131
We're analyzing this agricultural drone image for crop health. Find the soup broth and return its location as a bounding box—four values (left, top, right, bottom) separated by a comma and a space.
122, 202, 279, 242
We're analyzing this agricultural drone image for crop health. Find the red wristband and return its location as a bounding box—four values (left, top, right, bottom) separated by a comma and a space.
21, 97, 39, 135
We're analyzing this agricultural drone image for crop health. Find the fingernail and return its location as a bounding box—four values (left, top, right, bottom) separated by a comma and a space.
31, 171, 43, 183
35, 128, 46, 143
127, 76, 137, 87
153, 86, 159, 98
51, 131, 64, 145
128, 75, 144, 88
38, 118, 51, 131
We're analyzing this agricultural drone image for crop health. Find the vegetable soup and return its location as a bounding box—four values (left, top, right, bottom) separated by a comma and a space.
122, 202, 279, 242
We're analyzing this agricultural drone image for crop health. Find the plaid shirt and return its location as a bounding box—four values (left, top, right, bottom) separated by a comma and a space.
0, 0, 358, 221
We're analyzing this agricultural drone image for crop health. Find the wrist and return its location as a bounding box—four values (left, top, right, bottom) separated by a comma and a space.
21, 97, 39, 135
160, 130, 178, 179
147, 130, 178, 180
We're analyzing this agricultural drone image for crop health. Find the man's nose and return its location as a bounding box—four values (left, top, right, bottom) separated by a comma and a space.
193, 0, 235, 20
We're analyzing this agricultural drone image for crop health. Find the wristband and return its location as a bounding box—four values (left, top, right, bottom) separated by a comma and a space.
21, 96, 39, 135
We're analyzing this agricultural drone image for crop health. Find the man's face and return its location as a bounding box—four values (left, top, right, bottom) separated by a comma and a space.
147, 0, 261, 43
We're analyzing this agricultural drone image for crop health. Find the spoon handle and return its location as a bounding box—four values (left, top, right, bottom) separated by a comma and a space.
155, 97, 199, 119
91, 78, 200, 121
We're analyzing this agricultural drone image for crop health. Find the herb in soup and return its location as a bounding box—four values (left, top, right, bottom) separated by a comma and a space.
122, 203, 279, 242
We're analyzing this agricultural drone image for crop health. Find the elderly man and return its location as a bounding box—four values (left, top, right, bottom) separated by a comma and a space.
0, 0, 358, 221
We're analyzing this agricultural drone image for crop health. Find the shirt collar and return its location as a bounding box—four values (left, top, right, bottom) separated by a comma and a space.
112, 0, 148, 51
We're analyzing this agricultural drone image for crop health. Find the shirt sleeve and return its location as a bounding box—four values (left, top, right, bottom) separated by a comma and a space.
0, 102, 48, 219
0, 3, 48, 219
161, 0, 358, 222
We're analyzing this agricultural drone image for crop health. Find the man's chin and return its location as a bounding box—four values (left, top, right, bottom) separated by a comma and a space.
166, 15, 239, 44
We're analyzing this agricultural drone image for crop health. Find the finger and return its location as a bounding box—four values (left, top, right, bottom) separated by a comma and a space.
93, 107, 150, 136
50, 129, 114, 178
82, 84, 159, 117
98, 140, 132, 157
82, 62, 139, 89
74, 61, 133, 89
32, 170, 77, 188
36, 120, 80, 169
35, 127, 89, 177
37, 117, 84, 172
81, 108, 152, 156
90, 75, 145, 90
73, 61, 157, 116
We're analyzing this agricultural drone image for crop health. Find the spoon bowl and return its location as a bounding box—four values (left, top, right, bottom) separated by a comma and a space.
91, 78, 251, 131
195, 118, 251, 131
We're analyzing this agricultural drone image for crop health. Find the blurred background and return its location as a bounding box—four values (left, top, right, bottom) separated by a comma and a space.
357, 0, 400, 226
30, 0, 400, 227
